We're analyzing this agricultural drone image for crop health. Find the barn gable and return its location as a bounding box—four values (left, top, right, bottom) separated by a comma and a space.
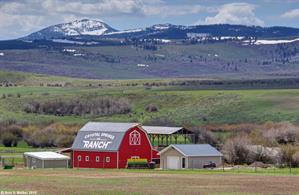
71, 122, 140, 152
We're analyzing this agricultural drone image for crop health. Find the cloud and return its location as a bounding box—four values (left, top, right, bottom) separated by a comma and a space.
41, 0, 145, 16
196, 3, 264, 26
142, 4, 215, 17
281, 9, 299, 19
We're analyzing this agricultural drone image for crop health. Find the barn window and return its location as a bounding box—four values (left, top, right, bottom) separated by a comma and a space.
96, 156, 100, 162
85, 156, 89, 162
78, 155, 81, 161
106, 157, 110, 163
129, 130, 141, 145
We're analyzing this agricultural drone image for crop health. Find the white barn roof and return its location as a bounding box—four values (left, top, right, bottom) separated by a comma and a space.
72, 122, 141, 152
142, 126, 184, 135
80, 122, 140, 132
24, 152, 70, 160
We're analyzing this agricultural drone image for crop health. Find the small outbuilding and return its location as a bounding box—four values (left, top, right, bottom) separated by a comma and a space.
159, 144, 223, 169
24, 152, 70, 169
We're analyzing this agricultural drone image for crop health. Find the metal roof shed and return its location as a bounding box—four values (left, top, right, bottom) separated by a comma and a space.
24, 152, 70, 169
142, 126, 195, 148
158, 144, 223, 169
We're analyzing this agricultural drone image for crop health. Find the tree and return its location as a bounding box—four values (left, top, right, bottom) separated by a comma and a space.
1, 132, 18, 147
281, 144, 299, 168
222, 135, 251, 164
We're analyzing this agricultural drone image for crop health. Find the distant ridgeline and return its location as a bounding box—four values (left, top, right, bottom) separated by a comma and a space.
0, 19, 299, 79
0, 20, 298, 48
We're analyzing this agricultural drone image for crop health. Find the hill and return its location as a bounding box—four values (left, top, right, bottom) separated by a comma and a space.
0, 41, 299, 79
1, 71, 299, 126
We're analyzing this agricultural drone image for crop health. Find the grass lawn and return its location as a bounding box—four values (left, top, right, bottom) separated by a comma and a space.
0, 168, 299, 195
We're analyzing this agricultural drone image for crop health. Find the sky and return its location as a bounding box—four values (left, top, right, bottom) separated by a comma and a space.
0, 0, 299, 40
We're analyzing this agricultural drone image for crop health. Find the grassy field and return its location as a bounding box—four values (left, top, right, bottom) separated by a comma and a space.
1, 168, 299, 195
1, 71, 299, 126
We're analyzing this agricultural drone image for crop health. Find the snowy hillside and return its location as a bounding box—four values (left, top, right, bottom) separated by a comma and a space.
22, 19, 117, 40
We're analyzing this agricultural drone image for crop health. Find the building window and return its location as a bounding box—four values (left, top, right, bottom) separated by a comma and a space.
182, 157, 186, 169
96, 156, 100, 162
85, 156, 89, 162
78, 155, 81, 161
129, 130, 141, 145
106, 157, 110, 163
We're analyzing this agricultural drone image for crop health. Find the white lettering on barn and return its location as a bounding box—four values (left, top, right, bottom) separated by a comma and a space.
82, 132, 115, 149
83, 141, 112, 149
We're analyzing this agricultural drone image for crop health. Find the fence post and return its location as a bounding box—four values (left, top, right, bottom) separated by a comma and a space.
222, 157, 224, 172
254, 162, 257, 173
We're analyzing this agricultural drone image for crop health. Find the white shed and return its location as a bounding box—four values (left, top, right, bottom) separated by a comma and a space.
24, 152, 70, 169
158, 144, 223, 169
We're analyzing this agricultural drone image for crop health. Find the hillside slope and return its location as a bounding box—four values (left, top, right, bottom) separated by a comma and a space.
1, 71, 299, 125
0, 42, 299, 79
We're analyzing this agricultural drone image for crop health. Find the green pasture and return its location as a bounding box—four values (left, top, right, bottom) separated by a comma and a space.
1, 73, 299, 126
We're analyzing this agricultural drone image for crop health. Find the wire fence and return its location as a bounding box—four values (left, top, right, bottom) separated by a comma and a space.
203, 165, 299, 175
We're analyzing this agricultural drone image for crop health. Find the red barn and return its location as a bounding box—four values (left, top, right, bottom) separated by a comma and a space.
71, 122, 159, 168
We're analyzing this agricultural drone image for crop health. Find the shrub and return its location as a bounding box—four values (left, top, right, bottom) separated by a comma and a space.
30, 127, 56, 147
262, 122, 299, 145
23, 123, 79, 148
246, 145, 282, 164
7, 125, 23, 138
145, 116, 177, 126
54, 135, 75, 148
292, 151, 299, 166
222, 135, 251, 164
145, 104, 159, 112
24, 97, 131, 117
280, 144, 299, 167
1, 132, 18, 147
192, 128, 219, 147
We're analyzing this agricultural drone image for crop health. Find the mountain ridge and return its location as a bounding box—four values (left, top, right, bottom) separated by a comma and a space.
20, 19, 299, 41
22, 19, 117, 41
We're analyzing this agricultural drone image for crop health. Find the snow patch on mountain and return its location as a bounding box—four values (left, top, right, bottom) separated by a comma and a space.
254, 38, 299, 45
106, 28, 144, 35
56, 19, 115, 36
242, 37, 299, 45
22, 19, 117, 40
53, 39, 99, 45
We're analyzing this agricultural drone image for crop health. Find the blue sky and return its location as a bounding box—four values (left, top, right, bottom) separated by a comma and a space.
0, 0, 299, 40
